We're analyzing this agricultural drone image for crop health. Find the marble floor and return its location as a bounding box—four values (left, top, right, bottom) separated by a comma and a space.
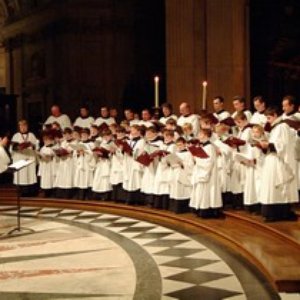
0, 205, 295, 300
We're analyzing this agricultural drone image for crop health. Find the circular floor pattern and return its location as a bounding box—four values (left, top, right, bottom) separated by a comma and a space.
0, 205, 281, 300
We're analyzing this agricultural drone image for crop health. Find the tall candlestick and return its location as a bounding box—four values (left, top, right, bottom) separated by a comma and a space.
202, 81, 207, 110
154, 76, 159, 108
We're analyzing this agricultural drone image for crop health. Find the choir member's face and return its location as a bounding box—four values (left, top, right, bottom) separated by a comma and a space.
162, 106, 171, 117
233, 100, 244, 112
213, 99, 223, 112
200, 120, 211, 129
90, 127, 98, 136
183, 126, 192, 135
81, 132, 89, 141
253, 100, 265, 112
142, 110, 151, 121
72, 131, 80, 141
116, 132, 125, 139
145, 130, 156, 141
163, 133, 173, 143
124, 110, 134, 121
282, 99, 294, 114
266, 114, 277, 125
0, 136, 8, 146
80, 108, 89, 117
130, 127, 140, 137
64, 132, 72, 141
198, 131, 207, 142
110, 108, 118, 118
43, 137, 53, 145
19, 123, 28, 133
176, 141, 185, 151
51, 106, 61, 117
179, 104, 190, 116
234, 118, 246, 129
251, 127, 262, 139
101, 107, 109, 118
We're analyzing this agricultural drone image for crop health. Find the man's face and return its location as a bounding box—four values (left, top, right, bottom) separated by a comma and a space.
233, 100, 244, 112
124, 110, 134, 121
51, 106, 61, 117
213, 99, 223, 112
179, 104, 189, 116
19, 123, 28, 133
101, 107, 109, 118
142, 110, 151, 121
254, 100, 265, 112
80, 108, 89, 118
162, 106, 171, 117
282, 99, 294, 114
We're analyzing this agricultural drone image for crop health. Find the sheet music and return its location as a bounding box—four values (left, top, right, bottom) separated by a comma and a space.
8, 159, 35, 170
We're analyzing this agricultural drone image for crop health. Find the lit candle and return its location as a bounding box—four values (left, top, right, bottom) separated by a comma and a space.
154, 76, 159, 108
202, 81, 207, 110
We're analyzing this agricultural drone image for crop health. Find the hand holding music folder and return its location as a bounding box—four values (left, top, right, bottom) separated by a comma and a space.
54, 148, 71, 157
149, 150, 169, 159
93, 147, 110, 158
115, 140, 133, 155
188, 145, 209, 158
223, 136, 246, 148
136, 152, 153, 166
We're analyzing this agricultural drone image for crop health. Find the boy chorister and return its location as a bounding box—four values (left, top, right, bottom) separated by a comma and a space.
140, 126, 163, 207
110, 126, 127, 202
92, 129, 114, 200
230, 112, 252, 209
153, 129, 176, 209
169, 137, 193, 213
54, 127, 75, 199
123, 125, 145, 205
38, 132, 56, 197
189, 128, 222, 218
10, 120, 39, 196
73, 128, 95, 200
242, 125, 266, 213
259, 107, 298, 222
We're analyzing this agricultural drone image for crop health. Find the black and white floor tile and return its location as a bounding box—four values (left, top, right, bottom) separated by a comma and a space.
0, 205, 295, 299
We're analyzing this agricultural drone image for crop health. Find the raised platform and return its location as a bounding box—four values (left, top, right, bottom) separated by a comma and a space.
0, 188, 299, 293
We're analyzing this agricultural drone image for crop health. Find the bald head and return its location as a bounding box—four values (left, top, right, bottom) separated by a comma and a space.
179, 102, 191, 116
51, 105, 61, 118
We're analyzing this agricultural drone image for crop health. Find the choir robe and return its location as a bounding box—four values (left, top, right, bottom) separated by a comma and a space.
73, 142, 95, 189
169, 150, 193, 213
123, 137, 145, 204
213, 110, 231, 122
0, 145, 10, 174
110, 144, 125, 201
141, 139, 163, 195
159, 114, 178, 125
213, 138, 232, 194
38, 145, 56, 190
44, 114, 72, 130
54, 140, 76, 189
177, 114, 200, 136
153, 142, 176, 209
232, 110, 252, 122
243, 144, 265, 209
10, 132, 38, 185
73, 116, 95, 128
230, 126, 252, 196
189, 142, 222, 213
92, 140, 114, 195
250, 111, 267, 127
94, 116, 116, 127
260, 120, 299, 214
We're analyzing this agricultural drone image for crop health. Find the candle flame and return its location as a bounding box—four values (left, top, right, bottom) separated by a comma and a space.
154, 76, 159, 82
202, 81, 207, 86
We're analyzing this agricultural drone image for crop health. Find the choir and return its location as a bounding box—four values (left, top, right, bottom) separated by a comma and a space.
2, 95, 300, 222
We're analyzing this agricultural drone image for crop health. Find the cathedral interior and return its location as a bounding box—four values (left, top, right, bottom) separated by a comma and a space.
0, 1, 299, 300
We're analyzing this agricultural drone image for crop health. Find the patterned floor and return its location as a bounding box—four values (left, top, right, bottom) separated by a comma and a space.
0, 205, 286, 299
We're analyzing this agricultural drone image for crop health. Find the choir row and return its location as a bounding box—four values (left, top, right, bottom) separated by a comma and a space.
6, 102, 300, 222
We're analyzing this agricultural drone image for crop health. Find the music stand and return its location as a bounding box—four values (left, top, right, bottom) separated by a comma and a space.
4, 159, 35, 236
